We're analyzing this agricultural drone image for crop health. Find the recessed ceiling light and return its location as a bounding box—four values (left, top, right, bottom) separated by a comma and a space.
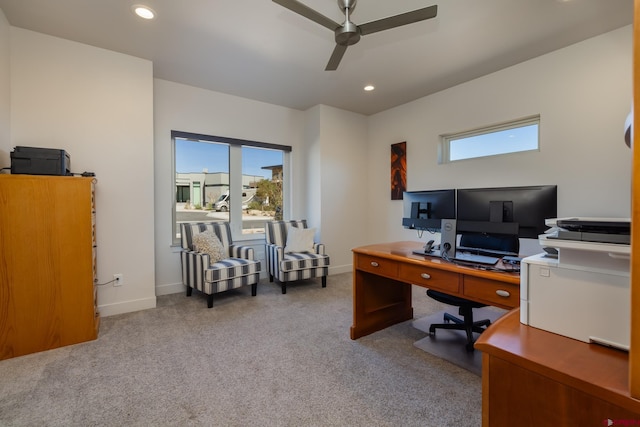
132, 5, 155, 20
364, 85, 375, 92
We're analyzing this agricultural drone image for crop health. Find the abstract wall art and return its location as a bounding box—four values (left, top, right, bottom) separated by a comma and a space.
391, 141, 406, 200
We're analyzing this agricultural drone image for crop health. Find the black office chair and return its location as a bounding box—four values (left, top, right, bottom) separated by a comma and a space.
427, 233, 519, 352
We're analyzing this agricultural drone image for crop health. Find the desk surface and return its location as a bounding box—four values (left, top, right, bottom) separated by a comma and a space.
353, 241, 520, 285
351, 241, 520, 339
475, 308, 640, 420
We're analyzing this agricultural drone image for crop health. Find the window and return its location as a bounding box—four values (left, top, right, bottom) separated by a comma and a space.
172, 131, 291, 244
440, 116, 540, 163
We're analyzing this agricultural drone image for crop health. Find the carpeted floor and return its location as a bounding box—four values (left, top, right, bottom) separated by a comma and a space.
0, 273, 483, 426
412, 307, 508, 376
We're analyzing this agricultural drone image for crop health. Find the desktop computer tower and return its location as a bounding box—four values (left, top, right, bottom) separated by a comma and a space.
440, 219, 456, 257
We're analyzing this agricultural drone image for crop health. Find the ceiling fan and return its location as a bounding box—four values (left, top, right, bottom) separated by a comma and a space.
272, 0, 438, 71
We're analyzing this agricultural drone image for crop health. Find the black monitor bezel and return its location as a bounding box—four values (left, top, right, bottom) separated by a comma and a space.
456, 185, 557, 239
402, 189, 456, 231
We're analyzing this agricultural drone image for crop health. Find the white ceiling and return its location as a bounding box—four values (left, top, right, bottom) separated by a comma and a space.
0, 0, 633, 115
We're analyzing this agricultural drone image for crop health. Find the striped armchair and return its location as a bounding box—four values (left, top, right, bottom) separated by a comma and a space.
265, 220, 330, 294
180, 222, 261, 308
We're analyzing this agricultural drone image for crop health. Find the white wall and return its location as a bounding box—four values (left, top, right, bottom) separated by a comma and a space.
315, 105, 369, 271
366, 26, 633, 256
153, 83, 368, 294
153, 79, 308, 295
3, 19, 633, 313
9, 28, 156, 316
0, 9, 9, 164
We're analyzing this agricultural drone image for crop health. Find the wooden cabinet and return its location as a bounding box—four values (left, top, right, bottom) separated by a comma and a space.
475, 309, 640, 426
0, 175, 99, 360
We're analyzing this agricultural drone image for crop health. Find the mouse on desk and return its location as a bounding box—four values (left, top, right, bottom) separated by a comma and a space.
423, 240, 435, 253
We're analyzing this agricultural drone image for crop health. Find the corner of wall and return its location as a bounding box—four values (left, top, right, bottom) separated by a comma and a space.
0, 9, 11, 166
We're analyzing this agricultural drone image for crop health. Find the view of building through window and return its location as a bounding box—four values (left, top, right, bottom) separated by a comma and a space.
174, 136, 285, 242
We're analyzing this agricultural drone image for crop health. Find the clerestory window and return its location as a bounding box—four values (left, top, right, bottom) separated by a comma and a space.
440, 116, 540, 163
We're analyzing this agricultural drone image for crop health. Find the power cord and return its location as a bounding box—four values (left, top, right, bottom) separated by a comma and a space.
95, 278, 118, 286
416, 229, 437, 239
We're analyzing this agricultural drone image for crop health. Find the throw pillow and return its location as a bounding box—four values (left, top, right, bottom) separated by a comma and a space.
192, 230, 226, 263
284, 226, 316, 253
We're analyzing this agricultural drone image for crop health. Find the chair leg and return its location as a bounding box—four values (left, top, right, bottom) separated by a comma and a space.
269, 274, 274, 282
251, 283, 257, 296
207, 294, 214, 308
429, 309, 491, 352
321, 276, 327, 288
186, 286, 192, 297
281, 281, 287, 294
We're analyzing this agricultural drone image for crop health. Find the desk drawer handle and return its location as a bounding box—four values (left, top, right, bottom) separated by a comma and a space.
420, 273, 431, 280
496, 290, 510, 298
370, 261, 379, 267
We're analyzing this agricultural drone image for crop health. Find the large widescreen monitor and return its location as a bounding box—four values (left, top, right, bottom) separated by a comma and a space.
402, 189, 456, 231
456, 185, 557, 239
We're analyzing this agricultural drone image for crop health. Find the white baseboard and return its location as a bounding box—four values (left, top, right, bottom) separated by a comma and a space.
98, 296, 157, 317
156, 282, 185, 296
329, 264, 352, 275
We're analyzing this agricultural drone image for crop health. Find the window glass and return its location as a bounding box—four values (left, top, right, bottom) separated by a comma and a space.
172, 132, 289, 244
441, 116, 539, 163
241, 146, 283, 235
174, 139, 229, 241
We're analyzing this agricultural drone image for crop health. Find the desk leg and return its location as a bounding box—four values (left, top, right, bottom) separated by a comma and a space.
350, 269, 413, 339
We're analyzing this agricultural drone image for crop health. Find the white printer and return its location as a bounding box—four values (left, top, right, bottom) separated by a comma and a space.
520, 218, 630, 351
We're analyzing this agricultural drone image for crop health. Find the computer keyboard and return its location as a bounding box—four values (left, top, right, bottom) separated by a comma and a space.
453, 252, 500, 265
456, 245, 517, 258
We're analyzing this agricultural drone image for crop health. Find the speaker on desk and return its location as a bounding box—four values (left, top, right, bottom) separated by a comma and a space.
440, 219, 457, 258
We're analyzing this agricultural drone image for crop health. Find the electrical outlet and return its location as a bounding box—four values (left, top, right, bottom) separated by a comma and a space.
113, 274, 124, 286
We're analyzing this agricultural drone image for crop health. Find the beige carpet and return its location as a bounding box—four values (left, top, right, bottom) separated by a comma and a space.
0, 273, 483, 427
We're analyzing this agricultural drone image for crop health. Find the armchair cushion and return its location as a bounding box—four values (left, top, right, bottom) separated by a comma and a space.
285, 225, 316, 253
192, 230, 226, 263
281, 252, 329, 272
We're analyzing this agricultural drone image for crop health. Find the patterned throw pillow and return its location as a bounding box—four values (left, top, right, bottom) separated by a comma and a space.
192, 230, 226, 263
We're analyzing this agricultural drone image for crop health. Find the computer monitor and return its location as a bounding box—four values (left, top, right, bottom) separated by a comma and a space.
456, 185, 557, 239
402, 189, 456, 231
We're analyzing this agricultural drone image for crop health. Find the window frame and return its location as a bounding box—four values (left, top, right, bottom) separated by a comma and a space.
439, 115, 540, 164
171, 130, 292, 245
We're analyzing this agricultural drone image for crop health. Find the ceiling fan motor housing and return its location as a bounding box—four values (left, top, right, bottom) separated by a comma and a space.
335, 21, 361, 45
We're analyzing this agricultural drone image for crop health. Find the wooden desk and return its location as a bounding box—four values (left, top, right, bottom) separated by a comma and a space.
475, 309, 640, 425
351, 241, 520, 340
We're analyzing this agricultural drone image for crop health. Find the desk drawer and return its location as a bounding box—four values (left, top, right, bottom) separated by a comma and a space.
398, 264, 460, 293
356, 254, 398, 278
463, 276, 519, 309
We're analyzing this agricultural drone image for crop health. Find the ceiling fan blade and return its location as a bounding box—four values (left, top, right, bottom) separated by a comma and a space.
325, 44, 348, 71
359, 4, 438, 36
272, 0, 341, 31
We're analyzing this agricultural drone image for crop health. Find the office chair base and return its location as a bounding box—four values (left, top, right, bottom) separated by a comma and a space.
429, 313, 491, 352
